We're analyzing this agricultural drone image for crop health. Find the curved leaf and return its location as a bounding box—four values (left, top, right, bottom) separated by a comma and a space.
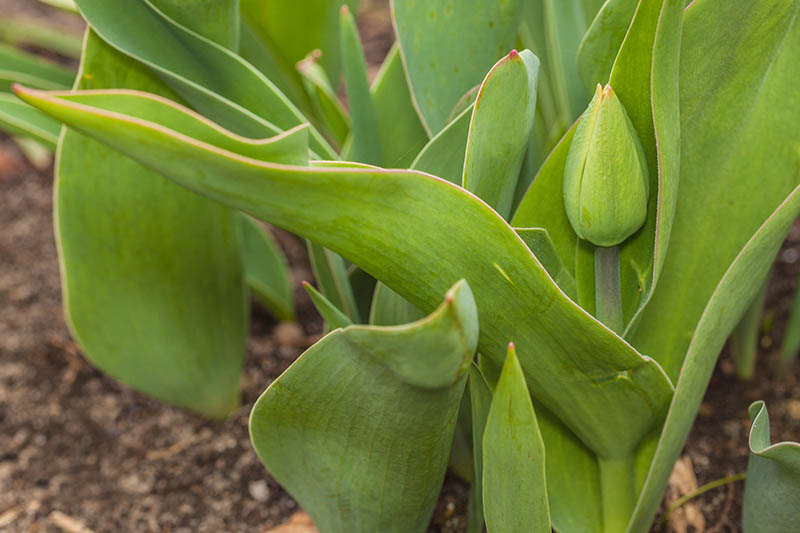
577, 0, 639, 92
18, 86, 675, 460
0, 43, 74, 91
628, 181, 800, 532
742, 401, 800, 532
249, 280, 478, 532
0, 93, 61, 148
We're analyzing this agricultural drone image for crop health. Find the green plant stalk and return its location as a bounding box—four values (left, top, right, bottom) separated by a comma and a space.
595, 245, 624, 334
598, 454, 636, 533
731, 275, 769, 379
658, 472, 746, 529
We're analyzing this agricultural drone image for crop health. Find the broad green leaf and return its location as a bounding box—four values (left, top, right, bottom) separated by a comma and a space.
632, 0, 800, 380
369, 283, 424, 326
742, 401, 800, 532
19, 86, 676, 460
628, 181, 800, 532
150, 0, 240, 51
577, 0, 639, 92
410, 104, 473, 185
730, 276, 769, 379
0, 93, 61, 148
249, 280, 478, 532
240, 215, 294, 322
339, 5, 382, 166
462, 49, 539, 219
482, 344, 550, 533
240, 0, 358, 84
370, 44, 429, 169
392, 0, 524, 134
53, 31, 247, 418
0, 43, 74, 91
515, 228, 577, 300
74, 0, 336, 158
297, 51, 350, 149
303, 281, 353, 330
307, 241, 361, 323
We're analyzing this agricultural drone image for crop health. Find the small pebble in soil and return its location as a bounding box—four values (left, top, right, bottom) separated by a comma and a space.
249, 480, 271, 502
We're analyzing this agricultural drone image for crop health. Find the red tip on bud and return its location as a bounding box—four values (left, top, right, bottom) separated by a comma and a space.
508, 342, 516, 350
340, 4, 350, 15
509, 49, 518, 58
301, 280, 311, 288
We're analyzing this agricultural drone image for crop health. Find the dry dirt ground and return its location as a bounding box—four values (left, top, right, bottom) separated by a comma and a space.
1, 1, 799, 532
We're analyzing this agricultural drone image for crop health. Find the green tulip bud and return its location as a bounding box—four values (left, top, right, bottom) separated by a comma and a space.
563, 84, 649, 248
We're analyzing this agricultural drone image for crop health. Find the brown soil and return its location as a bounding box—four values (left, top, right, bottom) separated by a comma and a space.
0, 1, 798, 532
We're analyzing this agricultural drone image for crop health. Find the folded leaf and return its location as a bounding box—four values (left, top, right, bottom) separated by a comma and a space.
482, 344, 550, 533
250, 280, 478, 532
742, 401, 800, 532
462, 49, 539, 219
18, 85, 676, 460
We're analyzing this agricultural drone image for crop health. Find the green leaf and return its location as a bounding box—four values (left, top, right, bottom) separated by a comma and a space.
0, 42, 75, 91
18, 84, 675, 460
628, 181, 800, 532
467, 365, 493, 533
370, 44, 429, 169
303, 280, 353, 330
369, 283, 425, 326
240, 215, 294, 322
249, 280, 478, 532
410, 104, 472, 185
339, 5, 382, 166
779, 276, 800, 370
240, 0, 358, 85
74, 0, 336, 158
482, 343, 550, 533
52, 31, 248, 418
462, 49, 539, 219
0, 19, 83, 58
632, 0, 800, 380
307, 241, 361, 323
392, 0, 524, 134
0, 93, 61, 148
514, 228, 577, 300
577, 0, 639, 92
742, 401, 800, 533
730, 276, 769, 379
297, 51, 350, 149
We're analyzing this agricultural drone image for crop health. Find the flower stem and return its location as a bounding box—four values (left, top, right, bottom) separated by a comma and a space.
595, 246, 623, 334
598, 455, 636, 533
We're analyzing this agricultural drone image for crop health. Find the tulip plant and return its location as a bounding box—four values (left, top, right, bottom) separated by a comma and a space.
7, 0, 800, 531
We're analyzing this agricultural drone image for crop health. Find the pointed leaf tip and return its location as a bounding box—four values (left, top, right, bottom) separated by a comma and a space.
509, 49, 518, 57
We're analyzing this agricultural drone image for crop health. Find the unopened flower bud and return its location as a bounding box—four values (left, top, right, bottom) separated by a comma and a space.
563, 84, 649, 247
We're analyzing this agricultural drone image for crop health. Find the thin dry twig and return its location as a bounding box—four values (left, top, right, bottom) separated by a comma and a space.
49, 510, 96, 533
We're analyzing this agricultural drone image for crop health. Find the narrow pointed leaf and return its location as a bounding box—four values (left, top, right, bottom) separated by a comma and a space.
410, 105, 473, 185
303, 281, 353, 330
241, 215, 294, 321
249, 280, 478, 532
742, 401, 800, 532
462, 49, 539, 219
0, 93, 61, 148
482, 344, 550, 533
19, 85, 675, 459
297, 52, 350, 148
370, 44, 429, 168
730, 276, 769, 379
307, 241, 361, 323
0, 43, 74, 91
391, 0, 524, 134
369, 282, 424, 326
339, 6, 382, 166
